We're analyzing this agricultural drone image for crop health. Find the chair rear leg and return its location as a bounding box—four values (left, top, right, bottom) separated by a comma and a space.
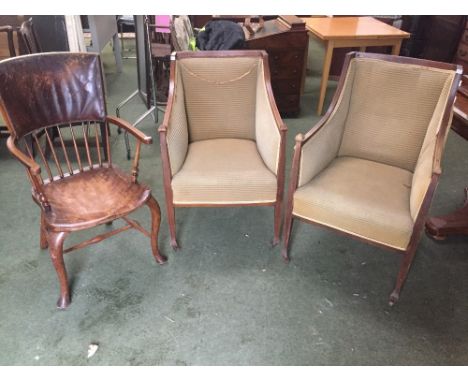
146, 196, 167, 264
281, 213, 294, 263
272, 200, 282, 247
389, 248, 418, 306
47, 231, 70, 309
40, 212, 48, 249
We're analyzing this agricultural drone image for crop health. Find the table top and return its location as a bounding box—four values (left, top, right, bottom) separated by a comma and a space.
301, 16, 410, 41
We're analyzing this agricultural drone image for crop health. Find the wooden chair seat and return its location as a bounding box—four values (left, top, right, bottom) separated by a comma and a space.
34, 166, 151, 231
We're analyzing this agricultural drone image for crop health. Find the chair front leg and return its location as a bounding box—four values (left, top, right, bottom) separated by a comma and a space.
389, 247, 418, 306
281, 211, 294, 263
146, 195, 168, 264
47, 231, 69, 309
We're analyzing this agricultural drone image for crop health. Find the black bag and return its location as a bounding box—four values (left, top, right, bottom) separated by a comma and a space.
196, 20, 246, 50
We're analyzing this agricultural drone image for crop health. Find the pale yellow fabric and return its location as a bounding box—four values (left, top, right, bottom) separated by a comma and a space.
338, 58, 454, 172
409, 73, 455, 219
298, 61, 356, 187
255, 60, 281, 174
171, 139, 277, 204
293, 157, 414, 250
178, 57, 258, 142
166, 64, 189, 176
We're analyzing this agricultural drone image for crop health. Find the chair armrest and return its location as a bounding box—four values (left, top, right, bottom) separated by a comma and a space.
106, 116, 153, 144
297, 111, 347, 188
6, 136, 41, 175
158, 57, 189, 178
256, 53, 287, 175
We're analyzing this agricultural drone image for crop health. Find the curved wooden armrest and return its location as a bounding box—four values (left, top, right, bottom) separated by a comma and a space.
6, 136, 41, 175
106, 116, 153, 144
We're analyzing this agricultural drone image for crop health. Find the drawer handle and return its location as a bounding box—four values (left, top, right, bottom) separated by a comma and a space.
293, 55, 299, 59
273, 55, 279, 60
460, 49, 467, 57
292, 69, 298, 74
273, 70, 279, 75
290, 84, 297, 89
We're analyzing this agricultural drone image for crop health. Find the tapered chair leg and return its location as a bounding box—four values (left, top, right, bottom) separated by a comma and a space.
272, 200, 282, 247
281, 213, 294, 263
40, 212, 48, 249
166, 201, 179, 250
47, 231, 70, 309
389, 248, 418, 306
146, 196, 168, 264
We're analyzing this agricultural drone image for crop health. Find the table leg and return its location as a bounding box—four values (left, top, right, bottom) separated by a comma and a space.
359, 46, 366, 52
391, 40, 402, 55
317, 40, 334, 115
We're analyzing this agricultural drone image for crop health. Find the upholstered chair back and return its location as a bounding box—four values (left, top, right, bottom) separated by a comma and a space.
177, 56, 259, 142
165, 53, 281, 177
338, 57, 455, 172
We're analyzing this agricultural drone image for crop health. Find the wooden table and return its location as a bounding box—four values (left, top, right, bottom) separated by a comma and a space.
302, 16, 410, 115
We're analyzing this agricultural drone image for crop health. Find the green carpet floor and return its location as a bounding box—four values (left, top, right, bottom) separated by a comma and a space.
0, 40, 467, 365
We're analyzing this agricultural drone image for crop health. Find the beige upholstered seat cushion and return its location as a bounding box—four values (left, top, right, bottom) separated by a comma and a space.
171, 138, 277, 204
293, 156, 414, 250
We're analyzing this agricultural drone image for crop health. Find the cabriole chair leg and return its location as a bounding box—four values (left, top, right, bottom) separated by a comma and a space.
166, 203, 179, 250
389, 248, 418, 306
47, 231, 70, 309
146, 196, 167, 264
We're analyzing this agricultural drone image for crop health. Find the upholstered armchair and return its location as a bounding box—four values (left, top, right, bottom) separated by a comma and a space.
282, 52, 461, 304
159, 50, 287, 249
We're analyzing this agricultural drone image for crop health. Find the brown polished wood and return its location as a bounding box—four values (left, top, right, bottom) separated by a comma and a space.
159, 50, 287, 250
0, 52, 167, 309
282, 51, 462, 305
302, 16, 411, 115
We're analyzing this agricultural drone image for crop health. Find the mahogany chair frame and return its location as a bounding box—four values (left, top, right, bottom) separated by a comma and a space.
0, 52, 167, 309
281, 52, 462, 305
159, 50, 287, 249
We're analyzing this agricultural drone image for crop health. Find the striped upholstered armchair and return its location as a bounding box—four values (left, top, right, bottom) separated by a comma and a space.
159, 50, 287, 250
282, 52, 461, 305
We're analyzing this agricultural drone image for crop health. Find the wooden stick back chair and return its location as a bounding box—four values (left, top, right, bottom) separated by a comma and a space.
0, 52, 167, 309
